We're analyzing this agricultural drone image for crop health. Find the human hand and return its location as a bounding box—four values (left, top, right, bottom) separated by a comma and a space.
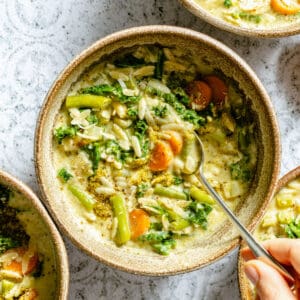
241, 238, 300, 300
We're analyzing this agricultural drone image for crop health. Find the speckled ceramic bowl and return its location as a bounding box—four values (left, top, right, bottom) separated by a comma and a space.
0, 170, 69, 299
35, 25, 280, 276
179, 0, 300, 38
238, 166, 300, 299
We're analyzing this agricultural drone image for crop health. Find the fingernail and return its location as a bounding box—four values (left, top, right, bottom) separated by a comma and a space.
245, 265, 259, 286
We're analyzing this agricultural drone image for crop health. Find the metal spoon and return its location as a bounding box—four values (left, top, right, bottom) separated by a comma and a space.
191, 131, 295, 283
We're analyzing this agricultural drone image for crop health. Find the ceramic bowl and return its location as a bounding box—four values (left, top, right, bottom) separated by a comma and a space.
35, 25, 280, 275
238, 166, 300, 299
179, 0, 300, 38
0, 170, 69, 299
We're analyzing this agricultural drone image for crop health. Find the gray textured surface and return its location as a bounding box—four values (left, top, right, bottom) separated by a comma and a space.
0, 1, 299, 299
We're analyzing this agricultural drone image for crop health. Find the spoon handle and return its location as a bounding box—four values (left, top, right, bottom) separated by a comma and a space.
198, 172, 295, 284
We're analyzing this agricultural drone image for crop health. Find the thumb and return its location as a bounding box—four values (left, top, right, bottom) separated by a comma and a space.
244, 260, 295, 300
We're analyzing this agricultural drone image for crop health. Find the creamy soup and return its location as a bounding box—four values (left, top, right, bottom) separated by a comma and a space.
0, 185, 57, 300
53, 45, 257, 255
255, 176, 300, 240
197, 0, 300, 29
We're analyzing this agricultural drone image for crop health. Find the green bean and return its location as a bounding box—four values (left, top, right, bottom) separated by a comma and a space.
66, 94, 112, 108
154, 186, 187, 200
170, 218, 190, 231
190, 186, 214, 204
110, 194, 131, 245
68, 185, 96, 211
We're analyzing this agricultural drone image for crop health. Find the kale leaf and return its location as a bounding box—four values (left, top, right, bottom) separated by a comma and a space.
83, 142, 101, 172
54, 126, 77, 144
229, 156, 252, 182
285, 219, 300, 238
187, 202, 212, 229
57, 168, 73, 183
0, 236, 20, 255
152, 105, 168, 118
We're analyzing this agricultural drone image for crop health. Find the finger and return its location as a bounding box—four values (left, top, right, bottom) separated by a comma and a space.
244, 260, 295, 300
241, 239, 300, 274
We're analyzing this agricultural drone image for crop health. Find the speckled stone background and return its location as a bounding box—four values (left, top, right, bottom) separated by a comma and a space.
0, 0, 299, 299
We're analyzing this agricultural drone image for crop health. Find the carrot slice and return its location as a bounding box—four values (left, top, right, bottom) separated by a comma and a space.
149, 141, 173, 171
186, 81, 212, 110
165, 131, 183, 155
129, 209, 150, 239
271, 0, 300, 14
204, 75, 228, 105
3, 248, 39, 275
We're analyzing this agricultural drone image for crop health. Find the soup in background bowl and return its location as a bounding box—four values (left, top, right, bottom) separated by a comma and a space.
179, 0, 300, 37
35, 26, 280, 275
238, 166, 300, 299
0, 171, 69, 299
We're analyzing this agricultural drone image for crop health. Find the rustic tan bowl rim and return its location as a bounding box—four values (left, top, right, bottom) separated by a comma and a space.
238, 166, 300, 299
35, 25, 280, 276
0, 170, 69, 299
179, 0, 300, 38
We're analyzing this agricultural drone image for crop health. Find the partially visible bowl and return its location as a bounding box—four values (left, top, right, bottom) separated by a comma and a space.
0, 170, 69, 299
179, 0, 300, 38
35, 25, 280, 275
238, 166, 300, 299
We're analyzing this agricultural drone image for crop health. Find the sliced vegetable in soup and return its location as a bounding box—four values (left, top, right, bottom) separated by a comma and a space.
53, 45, 258, 255
0, 185, 56, 300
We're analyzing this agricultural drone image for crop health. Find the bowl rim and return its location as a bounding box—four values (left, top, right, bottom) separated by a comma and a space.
0, 169, 69, 299
34, 25, 281, 276
179, 0, 300, 38
238, 166, 300, 300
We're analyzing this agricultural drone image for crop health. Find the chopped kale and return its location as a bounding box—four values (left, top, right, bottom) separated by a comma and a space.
105, 140, 133, 163
173, 87, 190, 105
0, 236, 20, 254
149, 222, 163, 231
224, 0, 232, 8
114, 54, 146, 68
229, 156, 252, 182
57, 168, 73, 183
154, 49, 165, 80
139, 231, 176, 255
166, 72, 187, 90
187, 202, 212, 229
80, 84, 140, 104
238, 12, 261, 24
86, 113, 98, 125
173, 176, 183, 185
127, 107, 138, 118
83, 142, 101, 172
134, 120, 148, 139
285, 219, 300, 239
54, 126, 77, 144
152, 105, 168, 118
136, 183, 150, 198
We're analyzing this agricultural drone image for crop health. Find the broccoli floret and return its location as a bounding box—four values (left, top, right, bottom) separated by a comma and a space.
57, 168, 73, 183
54, 126, 77, 144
